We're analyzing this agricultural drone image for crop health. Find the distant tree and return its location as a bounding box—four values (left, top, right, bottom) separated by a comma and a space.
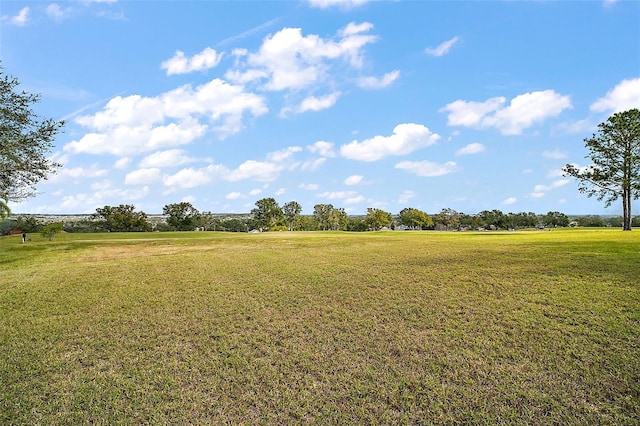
313, 203, 335, 231
163, 202, 200, 231
576, 215, 605, 227
365, 208, 393, 230
93, 205, 151, 232
297, 215, 318, 231
435, 208, 460, 230
0, 201, 9, 221
604, 216, 623, 228
398, 207, 433, 229
508, 212, 539, 229
477, 209, 508, 230
197, 212, 221, 231
13, 215, 43, 233
223, 218, 248, 232
283, 201, 302, 231
330, 207, 348, 230
40, 222, 63, 241
564, 109, 640, 231
632, 215, 640, 228
543, 211, 569, 227
0, 65, 64, 211
251, 198, 283, 231
346, 217, 367, 232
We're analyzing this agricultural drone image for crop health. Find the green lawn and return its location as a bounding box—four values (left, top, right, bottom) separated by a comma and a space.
1, 229, 638, 424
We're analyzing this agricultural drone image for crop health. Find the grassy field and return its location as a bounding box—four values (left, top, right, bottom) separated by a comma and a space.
0, 229, 638, 424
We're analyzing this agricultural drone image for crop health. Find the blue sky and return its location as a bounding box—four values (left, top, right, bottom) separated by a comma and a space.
2, 0, 639, 216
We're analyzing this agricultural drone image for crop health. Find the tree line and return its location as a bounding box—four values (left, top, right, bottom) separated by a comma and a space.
3, 198, 640, 236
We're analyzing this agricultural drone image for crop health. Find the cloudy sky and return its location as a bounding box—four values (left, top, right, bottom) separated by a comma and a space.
2, 0, 639, 215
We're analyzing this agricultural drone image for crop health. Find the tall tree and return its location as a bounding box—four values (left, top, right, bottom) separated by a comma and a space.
283, 201, 302, 231
398, 207, 433, 229
313, 203, 334, 231
93, 205, 151, 232
0, 65, 64, 215
564, 109, 640, 231
365, 208, 393, 230
251, 197, 283, 231
163, 202, 200, 231
330, 207, 348, 231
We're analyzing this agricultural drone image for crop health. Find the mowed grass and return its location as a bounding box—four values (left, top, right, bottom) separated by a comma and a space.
0, 229, 638, 424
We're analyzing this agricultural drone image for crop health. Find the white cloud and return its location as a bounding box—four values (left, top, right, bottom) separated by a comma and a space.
344, 175, 363, 185
398, 190, 416, 204
441, 90, 572, 135
319, 190, 360, 200
163, 166, 215, 189
48, 165, 109, 183
224, 160, 283, 182
542, 149, 567, 160
340, 123, 440, 161
139, 149, 197, 168
299, 183, 319, 190
533, 179, 569, 193
590, 78, 640, 114
530, 179, 570, 198
114, 157, 131, 169
4, 7, 29, 26
308, 141, 336, 157
226, 192, 244, 200
65, 79, 267, 156
46, 4, 67, 22
345, 195, 365, 204
442, 97, 506, 127
546, 168, 566, 178
357, 70, 400, 89
275, 188, 286, 196
307, 0, 369, 9
124, 168, 162, 185
249, 188, 263, 196
161, 47, 224, 75
455, 142, 485, 155
300, 158, 327, 171
502, 197, 517, 205
395, 160, 458, 177
295, 92, 341, 113
425, 36, 460, 57
226, 23, 377, 91
266, 146, 302, 163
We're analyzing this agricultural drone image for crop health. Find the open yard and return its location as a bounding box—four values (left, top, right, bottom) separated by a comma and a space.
1, 229, 638, 424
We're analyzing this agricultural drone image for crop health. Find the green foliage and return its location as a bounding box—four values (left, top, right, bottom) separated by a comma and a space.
12, 215, 43, 233
398, 207, 433, 229
543, 211, 569, 227
346, 217, 367, 232
222, 218, 248, 232
365, 207, 393, 230
434, 208, 461, 230
0, 200, 10, 221
251, 198, 283, 231
162, 202, 200, 231
197, 212, 222, 231
283, 201, 302, 231
93, 204, 151, 232
40, 222, 63, 241
564, 109, 640, 230
0, 65, 64, 204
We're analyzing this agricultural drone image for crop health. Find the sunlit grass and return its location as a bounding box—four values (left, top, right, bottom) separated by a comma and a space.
1, 229, 638, 424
